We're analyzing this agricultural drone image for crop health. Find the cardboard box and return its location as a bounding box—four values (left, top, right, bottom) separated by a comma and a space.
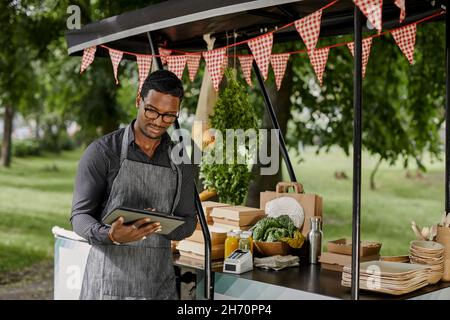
327, 238, 382, 257
319, 251, 380, 272
186, 227, 227, 245
171, 241, 179, 253
211, 223, 253, 231
320, 262, 344, 272
176, 239, 224, 260
211, 206, 266, 227
201, 201, 231, 223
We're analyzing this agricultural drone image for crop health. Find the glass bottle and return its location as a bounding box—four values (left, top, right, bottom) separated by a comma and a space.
224, 231, 239, 258
307, 217, 323, 264
239, 233, 251, 252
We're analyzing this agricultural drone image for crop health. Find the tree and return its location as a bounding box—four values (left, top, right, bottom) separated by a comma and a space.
0, 1, 61, 166
287, 22, 445, 189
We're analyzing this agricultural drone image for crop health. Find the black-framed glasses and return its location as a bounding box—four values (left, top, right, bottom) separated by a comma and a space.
143, 108, 179, 124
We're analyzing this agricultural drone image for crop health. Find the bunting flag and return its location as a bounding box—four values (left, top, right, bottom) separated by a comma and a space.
203, 48, 226, 91
270, 54, 290, 90
238, 55, 254, 87
347, 38, 373, 78
159, 48, 172, 65
136, 54, 152, 93
80, 46, 97, 74
391, 23, 417, 64
186, 54, 201, 81
394, 0, 406, 22
353, 0, 383, 32
108, 48, 123, 85
308, 48, 329, 86
294, 9, 323, 52
222, 55, 229, 74
248, 33, 273, 80
167, 55, 187, 79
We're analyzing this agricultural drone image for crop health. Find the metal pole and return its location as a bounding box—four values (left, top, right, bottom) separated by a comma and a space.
445, 7, 450, 215
146, 32, 214, 300
351, 6, 363, 300
252, 60, 298, 183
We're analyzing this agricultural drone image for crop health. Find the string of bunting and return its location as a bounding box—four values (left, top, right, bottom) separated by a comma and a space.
79, 0, 444, 92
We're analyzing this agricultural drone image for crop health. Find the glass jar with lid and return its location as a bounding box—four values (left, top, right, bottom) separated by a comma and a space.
224, 231, 239, 258
239, 233, 252, 252
242, 231, 253, 254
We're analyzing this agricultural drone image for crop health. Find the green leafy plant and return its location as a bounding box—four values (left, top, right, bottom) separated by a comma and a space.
252, 215, 305, 248
199, 69, 258, 205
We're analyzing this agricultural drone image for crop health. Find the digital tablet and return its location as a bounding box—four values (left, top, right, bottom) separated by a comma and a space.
102, 206, 186, 235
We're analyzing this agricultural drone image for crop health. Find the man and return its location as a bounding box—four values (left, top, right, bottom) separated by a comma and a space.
71, 70, 197, 300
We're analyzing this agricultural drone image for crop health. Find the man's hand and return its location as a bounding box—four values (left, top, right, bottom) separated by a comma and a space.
109, 216, 161, 244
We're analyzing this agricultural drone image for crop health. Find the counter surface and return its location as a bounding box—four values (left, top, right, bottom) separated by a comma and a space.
174, 255, 450, 300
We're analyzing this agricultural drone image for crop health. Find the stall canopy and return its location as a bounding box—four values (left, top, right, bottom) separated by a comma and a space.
66, 0, 444, 57
65, 0, 448, 300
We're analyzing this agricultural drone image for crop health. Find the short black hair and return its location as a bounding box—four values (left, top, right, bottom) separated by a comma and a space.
140, 69, 184, 102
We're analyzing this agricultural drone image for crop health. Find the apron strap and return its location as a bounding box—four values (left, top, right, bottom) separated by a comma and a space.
120, 125, 130, 164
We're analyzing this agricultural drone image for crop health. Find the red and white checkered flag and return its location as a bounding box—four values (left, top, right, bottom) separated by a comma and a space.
238, 55, 254, 87
391, 23, 416, 64
294, 9, 322, 53
353, 0, 383, 32
221, 55, 229, 74
248, 33, 273, 81
167, 55, 187, 80
108, 48, 123, 85
270, 54, 290, 90
394, 0, 405, 22
186, 54, 201, 81
136, 54, 152, 93
80, 46, 96, 74
308, 48, 329, 86
347, 38, 373, 78
159, 48, 172, 65
203, 48, 226, 91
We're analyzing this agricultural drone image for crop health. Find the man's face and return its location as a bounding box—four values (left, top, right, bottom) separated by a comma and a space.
137, 89, 180, 139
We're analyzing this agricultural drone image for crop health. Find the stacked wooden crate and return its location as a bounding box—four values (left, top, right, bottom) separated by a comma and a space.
176, 201, 230, 261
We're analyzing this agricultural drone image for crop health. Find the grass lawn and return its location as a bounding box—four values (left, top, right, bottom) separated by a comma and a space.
284, 147, 445, 256
0, 149, 81, 274
0, 146, 446, 274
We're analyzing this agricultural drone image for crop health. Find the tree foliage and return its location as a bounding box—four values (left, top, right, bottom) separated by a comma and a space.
287, 22, 445, 186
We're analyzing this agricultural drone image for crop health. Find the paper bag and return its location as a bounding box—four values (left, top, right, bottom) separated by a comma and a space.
260, 182, 323, 236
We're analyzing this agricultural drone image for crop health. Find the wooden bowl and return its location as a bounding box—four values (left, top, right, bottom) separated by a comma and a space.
253, 241, 290, 256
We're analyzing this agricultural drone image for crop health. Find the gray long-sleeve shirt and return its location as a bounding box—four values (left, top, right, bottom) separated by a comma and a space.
70, 120, 197, 245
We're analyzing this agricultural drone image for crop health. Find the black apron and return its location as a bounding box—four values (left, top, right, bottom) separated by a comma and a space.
79, 125, 182, 300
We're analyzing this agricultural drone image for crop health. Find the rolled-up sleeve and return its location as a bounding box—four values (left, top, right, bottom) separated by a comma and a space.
70, 142, 113, 245
164, 163, 197, 241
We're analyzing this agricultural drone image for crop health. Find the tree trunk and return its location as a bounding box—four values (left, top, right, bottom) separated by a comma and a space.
2, 106, 14, 167
35, 114, 41, 140
370, 157, 383, 190
246, 60, 293, 207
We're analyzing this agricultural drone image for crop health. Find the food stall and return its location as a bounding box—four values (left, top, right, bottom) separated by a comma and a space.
63, 0, 450, 300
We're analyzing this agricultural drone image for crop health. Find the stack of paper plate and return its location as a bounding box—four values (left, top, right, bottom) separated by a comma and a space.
409, 240, 444, 284
341, 261, 430, 295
